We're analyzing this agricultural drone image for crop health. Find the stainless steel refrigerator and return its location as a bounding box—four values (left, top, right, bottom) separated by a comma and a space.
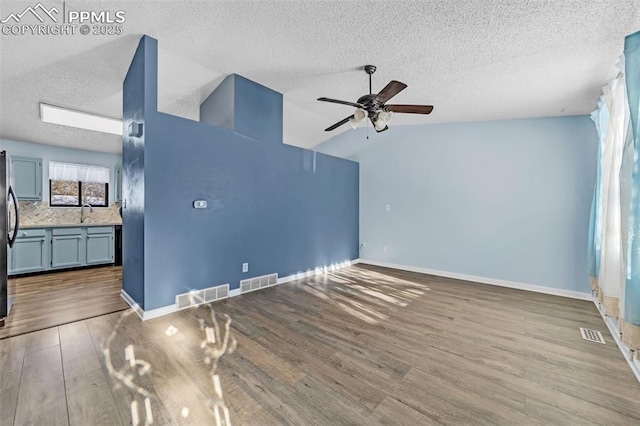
1, 151, 19, 326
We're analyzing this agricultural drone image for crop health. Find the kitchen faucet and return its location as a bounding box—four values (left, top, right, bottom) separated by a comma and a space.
80, 203, 93, 223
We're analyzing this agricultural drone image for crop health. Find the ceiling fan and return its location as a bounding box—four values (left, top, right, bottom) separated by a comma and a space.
317, 65, 434, 133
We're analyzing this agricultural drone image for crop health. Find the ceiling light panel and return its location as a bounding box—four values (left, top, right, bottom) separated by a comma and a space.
40, 103, 122, 136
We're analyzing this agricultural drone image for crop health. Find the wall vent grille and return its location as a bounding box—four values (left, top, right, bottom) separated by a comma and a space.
240, 273, 278, 294
580, 327, 606, 344
175, 284, 230, 310
176, 293, 192, 310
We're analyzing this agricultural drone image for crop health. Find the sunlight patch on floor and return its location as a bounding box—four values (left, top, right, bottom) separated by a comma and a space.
300, 266, 429, 324
104, 301, 237, 425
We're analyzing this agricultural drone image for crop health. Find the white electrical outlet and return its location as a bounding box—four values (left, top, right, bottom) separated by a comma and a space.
385, 204, 391, 211
383, 246, 388, 253
242, 262, 248, 273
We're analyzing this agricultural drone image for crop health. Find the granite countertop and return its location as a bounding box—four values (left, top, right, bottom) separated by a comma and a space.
20, 223, 121, 229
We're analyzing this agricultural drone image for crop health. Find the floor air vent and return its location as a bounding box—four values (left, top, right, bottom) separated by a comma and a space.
176, 284, 230, 310
240, 273, 278, 294
580, 327, 606, 344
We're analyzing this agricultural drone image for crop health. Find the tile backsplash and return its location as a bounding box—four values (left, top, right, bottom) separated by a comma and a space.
18, 201, 122, 226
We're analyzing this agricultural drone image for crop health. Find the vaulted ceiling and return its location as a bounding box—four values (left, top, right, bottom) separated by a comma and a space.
1, 0, 639, 154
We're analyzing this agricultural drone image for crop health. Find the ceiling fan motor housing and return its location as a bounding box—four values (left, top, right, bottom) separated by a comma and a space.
357, 94, 387, 117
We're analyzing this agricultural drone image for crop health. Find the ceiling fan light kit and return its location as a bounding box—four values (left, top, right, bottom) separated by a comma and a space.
349, 108, 368, 129
318, 64, 433, 134
374, 116, 387, 131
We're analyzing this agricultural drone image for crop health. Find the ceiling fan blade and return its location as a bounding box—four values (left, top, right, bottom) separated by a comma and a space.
325, 115, 354, 131
386, 104, 434, 114
374, 80, 407, 104
318, 97, 364, 109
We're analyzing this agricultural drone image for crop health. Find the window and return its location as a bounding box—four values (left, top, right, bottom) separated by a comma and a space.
49, 162, 109, 207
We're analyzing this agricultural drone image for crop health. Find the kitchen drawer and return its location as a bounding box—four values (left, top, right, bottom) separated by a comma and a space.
87, 226, 113, 234
52, 227, 83, 236
16, 229, 46, 238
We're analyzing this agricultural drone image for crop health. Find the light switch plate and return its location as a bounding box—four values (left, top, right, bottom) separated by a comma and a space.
193, 200, 207, 209
242, 262, 248, 273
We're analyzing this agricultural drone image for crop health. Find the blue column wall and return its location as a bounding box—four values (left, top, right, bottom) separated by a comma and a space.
122, 36, 359, 310
121, 36, 157, 309
232, 74, 283, 145
199, 74, 235, 130
199, 74, 283, 145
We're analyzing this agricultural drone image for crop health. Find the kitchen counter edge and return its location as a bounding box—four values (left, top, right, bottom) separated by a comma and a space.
20, 223, 121, 229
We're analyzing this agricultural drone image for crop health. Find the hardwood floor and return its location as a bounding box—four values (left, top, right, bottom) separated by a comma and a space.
1, 264, 639, 425
0, 266, 127, 339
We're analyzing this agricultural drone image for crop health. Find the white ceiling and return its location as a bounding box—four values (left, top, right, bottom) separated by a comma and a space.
1, 0, 639, 154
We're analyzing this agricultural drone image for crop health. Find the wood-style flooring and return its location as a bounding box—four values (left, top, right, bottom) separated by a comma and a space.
1, 264, 639, 425
0, 266, 127, 339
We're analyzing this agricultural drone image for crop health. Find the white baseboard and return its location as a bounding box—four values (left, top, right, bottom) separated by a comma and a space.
120, 290, 144, 320
593, 300, 640, 384
120, 258, 360, 320
277, 259, 360, 284
358, 259, 592, 301
143, 304, 177, 320
121, 289, 176, 320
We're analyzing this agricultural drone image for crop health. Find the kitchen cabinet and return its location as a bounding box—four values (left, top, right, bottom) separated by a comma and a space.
86, 226, 114, 265
11, 156, 42, 200
51, 228, 83, 269
9, 225, 117, 275
8, 229, 47, 274
114, 166, 122, 202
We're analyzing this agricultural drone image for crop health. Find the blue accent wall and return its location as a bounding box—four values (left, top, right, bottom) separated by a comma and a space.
232, 74, 283, 145
121, 36, 156, 308
316, 116, 597, 294
200, 74, 283, 145
122, 36, 359, 310
200, 74, 235, 130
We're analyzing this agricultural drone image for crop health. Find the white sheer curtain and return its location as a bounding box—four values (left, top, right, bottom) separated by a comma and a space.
596, 68, 629, 317
49, 161, 110, 184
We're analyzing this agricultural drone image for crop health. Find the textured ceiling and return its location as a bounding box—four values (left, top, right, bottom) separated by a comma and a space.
1, 0, 639, 154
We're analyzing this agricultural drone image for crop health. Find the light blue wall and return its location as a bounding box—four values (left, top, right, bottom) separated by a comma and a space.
0, 138, 121, 203
123, 36, 359, 310
316, 116, 598, 293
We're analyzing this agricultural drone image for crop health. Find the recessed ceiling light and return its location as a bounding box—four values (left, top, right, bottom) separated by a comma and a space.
40, 103, 122, 136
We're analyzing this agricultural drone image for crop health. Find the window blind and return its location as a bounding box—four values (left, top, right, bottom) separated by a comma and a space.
49, 161, 110, 184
